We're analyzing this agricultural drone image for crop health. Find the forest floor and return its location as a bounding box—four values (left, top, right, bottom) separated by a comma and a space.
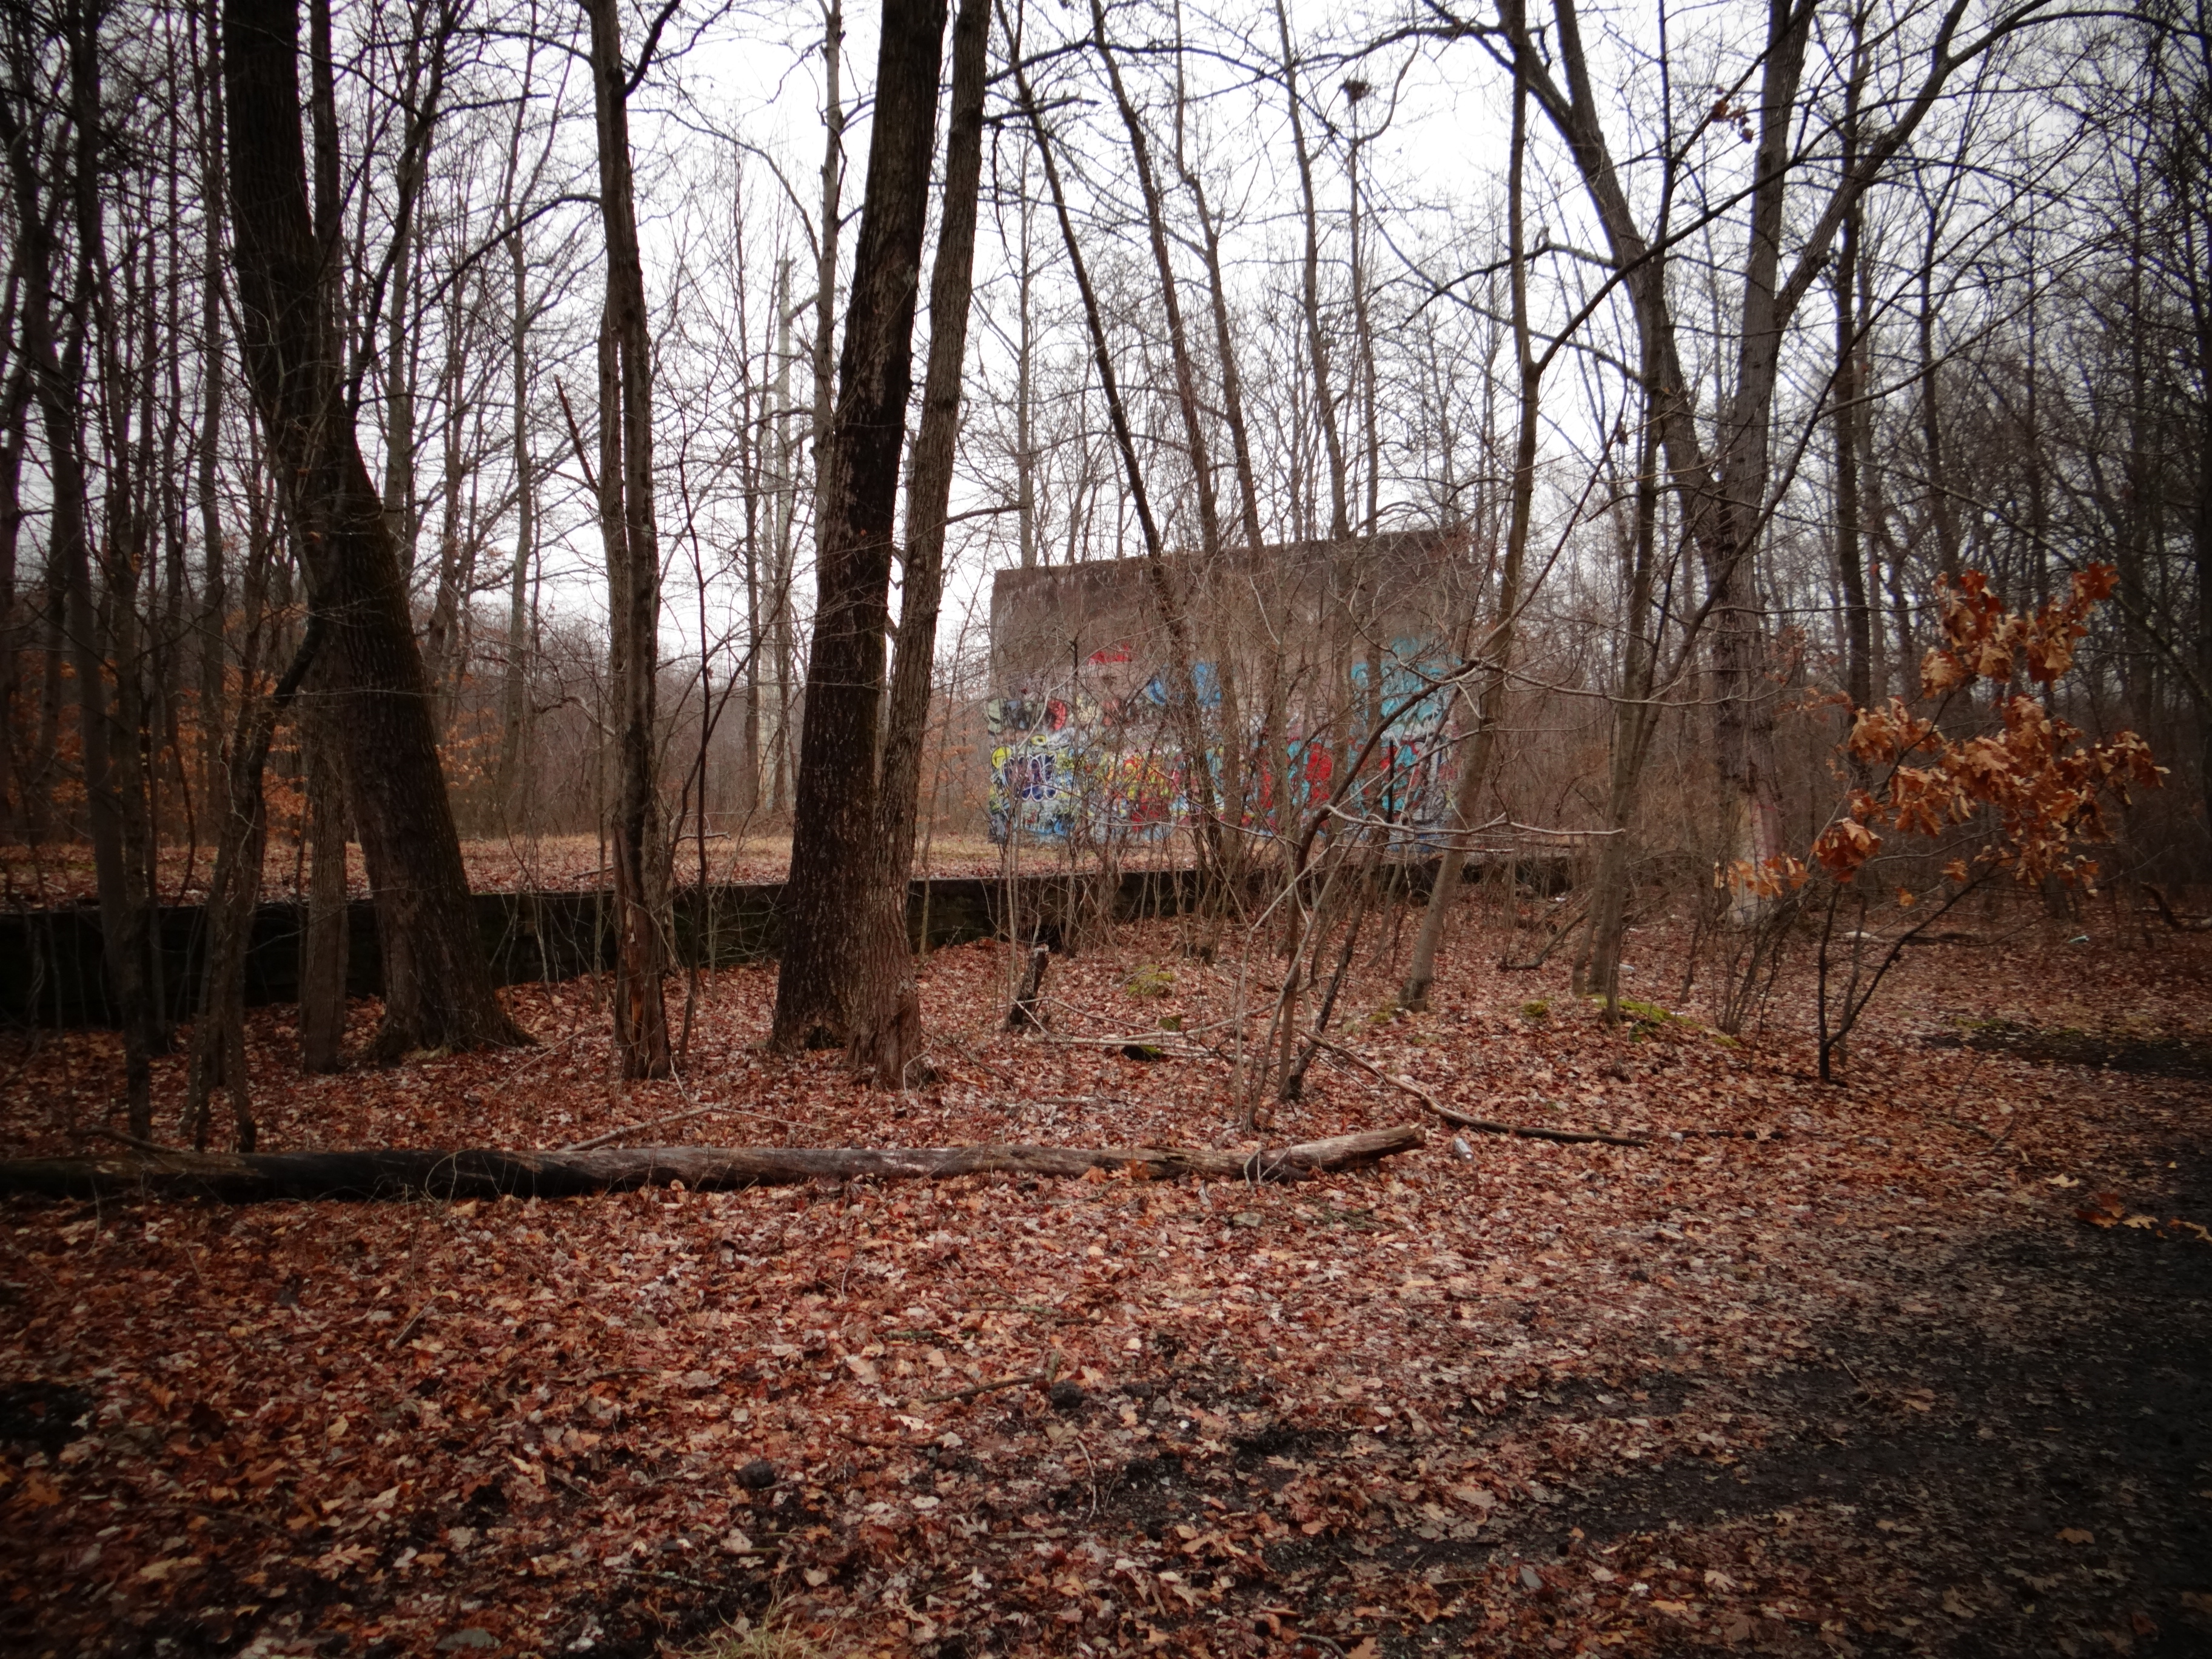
1, 899, 2208, 1659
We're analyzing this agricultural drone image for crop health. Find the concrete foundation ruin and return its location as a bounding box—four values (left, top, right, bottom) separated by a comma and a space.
985, 529, 1486, 846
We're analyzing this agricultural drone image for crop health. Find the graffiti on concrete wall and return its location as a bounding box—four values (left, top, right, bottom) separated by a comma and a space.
987, 637, 1466, 845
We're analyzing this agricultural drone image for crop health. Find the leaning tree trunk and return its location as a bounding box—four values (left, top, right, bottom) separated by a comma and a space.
847, 0, 988, 1087
773, 0, 951, 1052
1093, 0, 1244, 896
1011, 41, 1221, 885
583, 0, 671, 1078
1578, 355, 1666, 1015
223, 0, 520, 1056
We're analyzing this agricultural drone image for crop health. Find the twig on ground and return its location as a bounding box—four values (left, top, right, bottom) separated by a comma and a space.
561, 1101, 805, 1150
1931, 1111, 2006, 1146
1313, 1039, 1651, 1148
917, 1370, 1042, 1405
562, 1104, 722, 1150
917, 1349, 1062, 1405
73, 1125, 173, 1155
387, 1301, 434, 1349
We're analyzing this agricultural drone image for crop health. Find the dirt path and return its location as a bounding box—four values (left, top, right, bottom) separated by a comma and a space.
920, 1125, 2211, 1658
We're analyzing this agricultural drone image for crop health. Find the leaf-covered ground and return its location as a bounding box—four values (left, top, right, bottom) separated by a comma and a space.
2, 901, 2208, 1658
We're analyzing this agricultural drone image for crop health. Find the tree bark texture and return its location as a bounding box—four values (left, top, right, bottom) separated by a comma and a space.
0, 1125, 1423, 1203
584, 0, 671, 1078
773, 0, 950, 1051
848, 0, 988, 1085
298, 668, 349, 1070
223, 0, 520, 1054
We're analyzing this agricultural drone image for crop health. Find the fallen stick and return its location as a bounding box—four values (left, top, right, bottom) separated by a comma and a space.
72, 1125, 176, 1155
919, 1349, 1064, 1406
917, 1372, 1041, 1404
1314, 1039, 1651, 1148
1039, 1034, 1213, 1059
0, 1125, 1424, 1204
1432, 1108, 1651, 1149
561, 1104, 723, 1150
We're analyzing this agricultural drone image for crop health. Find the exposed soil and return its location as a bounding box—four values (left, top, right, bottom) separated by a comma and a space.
1926, 1019, 2212, 1080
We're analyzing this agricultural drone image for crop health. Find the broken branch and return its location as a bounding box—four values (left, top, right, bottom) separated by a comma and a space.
1313, 1039, 1651, 1148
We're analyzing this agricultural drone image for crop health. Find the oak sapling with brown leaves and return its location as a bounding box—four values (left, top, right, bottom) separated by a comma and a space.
1744, 565, 2163, 1080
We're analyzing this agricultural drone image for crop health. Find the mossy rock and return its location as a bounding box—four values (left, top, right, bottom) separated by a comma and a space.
1124, 964, 1175, 998
1591, 995, 1740, 1047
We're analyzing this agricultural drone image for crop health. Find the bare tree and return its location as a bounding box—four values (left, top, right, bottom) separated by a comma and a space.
583, 0, 671, 1078
773, 0, 951, 1051
848, 0, 990, 1085
224, 0, 520, 1054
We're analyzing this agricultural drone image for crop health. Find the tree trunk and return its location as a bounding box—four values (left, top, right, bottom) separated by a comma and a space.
1180, 149, 1276, 857
1093, 0, 1245, 891
1832, 32, 1871, 720
1012, 35, 1221, 883
223, 0, 520, 1056
584, 0, 671, 1079
1834, 246, 1871, 716
847, 0, 987, 1086
1273, 0, 1348, 542
0, 332, 29, 847
2, 1125, 1426, 1204
376, 9, 435, 583
1526, 0, 1982, 920
499, 221, 534, 806
298, 667, 349, 1071
3, 1, 159, 1136
1400, 8, 1534, 1011
188, 618, 322, 1150
769, 255, 797, 817
772, 0, 951, 1051
811, 0, 845, 541
1580, 349, 1667, 1014
193, 0, 228, 823
421, 272, 472, 716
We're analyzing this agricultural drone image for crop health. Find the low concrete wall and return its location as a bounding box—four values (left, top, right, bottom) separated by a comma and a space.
0, 868, 1205, 1029
0, 854, 1567, 1030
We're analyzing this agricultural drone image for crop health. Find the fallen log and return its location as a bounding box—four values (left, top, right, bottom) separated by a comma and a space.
0, 1125, 1423, 1204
